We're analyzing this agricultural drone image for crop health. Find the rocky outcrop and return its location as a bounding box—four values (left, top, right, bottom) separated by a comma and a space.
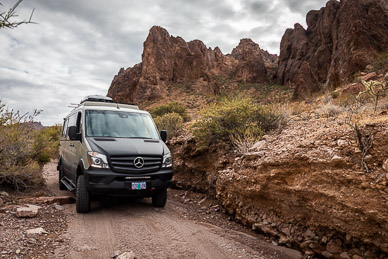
108, 26, 277, 104
231, 39, 267, 83
278, 0, 388, 98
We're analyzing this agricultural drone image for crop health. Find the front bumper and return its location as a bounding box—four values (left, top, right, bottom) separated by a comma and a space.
83, 167, 173, 197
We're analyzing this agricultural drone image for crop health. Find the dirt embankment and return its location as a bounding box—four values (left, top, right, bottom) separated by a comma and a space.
170, 118, 388, 258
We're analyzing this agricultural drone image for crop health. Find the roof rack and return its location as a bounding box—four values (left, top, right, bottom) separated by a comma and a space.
80, 95, 113, 104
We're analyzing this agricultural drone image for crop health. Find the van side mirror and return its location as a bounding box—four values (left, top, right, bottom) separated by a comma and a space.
68, 126, 81, 141
160, 130, 167, 143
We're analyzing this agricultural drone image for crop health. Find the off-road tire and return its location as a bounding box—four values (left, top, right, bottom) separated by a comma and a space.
58, 165, 66, 190
152, 188, 167, 207
76, 175, 90, 213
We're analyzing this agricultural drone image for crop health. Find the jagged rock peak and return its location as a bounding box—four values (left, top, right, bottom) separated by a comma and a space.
108, 26, 278, 104
278, 0, 388, 98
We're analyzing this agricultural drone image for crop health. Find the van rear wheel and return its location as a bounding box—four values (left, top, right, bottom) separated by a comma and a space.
152, 188, 167, 207
76, 175, 90, 213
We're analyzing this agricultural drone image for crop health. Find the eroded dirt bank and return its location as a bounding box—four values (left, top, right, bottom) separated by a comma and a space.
170, 118, 388, 258
40, 162, 300, 259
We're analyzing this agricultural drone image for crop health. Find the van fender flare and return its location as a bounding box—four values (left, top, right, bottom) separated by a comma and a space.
77, 159, 86, 177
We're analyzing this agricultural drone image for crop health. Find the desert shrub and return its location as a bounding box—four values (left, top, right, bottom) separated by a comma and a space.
192, 97, 283, 150
154, 112, 184, 137
33, 125, 61, 163
315, 102, 344, 118
0, 101, 48, 191
373, 51, 388, 71
149, 102, 189, 122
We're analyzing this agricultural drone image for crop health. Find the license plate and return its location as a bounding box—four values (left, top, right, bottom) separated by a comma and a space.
131, 182, 146, 190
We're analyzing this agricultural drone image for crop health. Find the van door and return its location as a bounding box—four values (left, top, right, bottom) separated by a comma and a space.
69, 112, 83, 184
63, 112, 78, 182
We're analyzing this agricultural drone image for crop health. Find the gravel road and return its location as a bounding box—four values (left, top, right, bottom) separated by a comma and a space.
43, 162, 301, 259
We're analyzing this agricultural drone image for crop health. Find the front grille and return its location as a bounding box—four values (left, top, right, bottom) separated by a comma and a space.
109, 155, 162, 173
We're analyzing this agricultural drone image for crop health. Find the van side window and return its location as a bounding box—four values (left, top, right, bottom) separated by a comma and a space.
62, 119, 68, 138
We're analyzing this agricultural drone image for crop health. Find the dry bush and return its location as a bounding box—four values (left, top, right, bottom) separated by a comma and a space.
315, 102, 344, 118
0, 100, 49, 191
154, 112, 184, 137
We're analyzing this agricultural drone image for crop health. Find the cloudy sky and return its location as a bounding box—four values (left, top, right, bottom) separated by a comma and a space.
0, 0, 326, 125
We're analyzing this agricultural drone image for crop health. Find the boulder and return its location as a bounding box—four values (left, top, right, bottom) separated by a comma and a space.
16, 206, 39, 218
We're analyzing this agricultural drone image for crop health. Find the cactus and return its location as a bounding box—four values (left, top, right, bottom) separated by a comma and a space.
357, 78, 388, 111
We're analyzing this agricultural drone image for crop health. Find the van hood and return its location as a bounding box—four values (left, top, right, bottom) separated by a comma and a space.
86, 137, 168, 157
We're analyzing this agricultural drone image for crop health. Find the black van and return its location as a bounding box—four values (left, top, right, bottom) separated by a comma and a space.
58, 96, 173, 213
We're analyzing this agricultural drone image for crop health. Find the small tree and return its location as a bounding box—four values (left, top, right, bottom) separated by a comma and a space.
0, 0, 35, 29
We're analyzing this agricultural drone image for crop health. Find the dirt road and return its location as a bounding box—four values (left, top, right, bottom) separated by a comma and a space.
44, 162, 301, 259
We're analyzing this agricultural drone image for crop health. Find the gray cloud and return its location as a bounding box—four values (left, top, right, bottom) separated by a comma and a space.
0, 0, 326, 125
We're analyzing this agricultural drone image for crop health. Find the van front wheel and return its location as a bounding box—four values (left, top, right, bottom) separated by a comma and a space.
76, 175, 90, 213
152, 188, 167, 207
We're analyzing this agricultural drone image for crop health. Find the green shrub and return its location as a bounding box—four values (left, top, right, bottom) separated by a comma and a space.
192, 97, 283, 150
33, 125, 61, 163
149, 102, 189, 122
373, 51, 388, 71
154, 112, 184, 137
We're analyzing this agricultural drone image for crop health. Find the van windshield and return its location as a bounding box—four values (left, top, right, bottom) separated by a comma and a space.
85, 110, 159, 139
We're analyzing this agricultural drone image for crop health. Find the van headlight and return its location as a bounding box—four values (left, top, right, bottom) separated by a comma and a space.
87, 152, 109, 169
162, 153, 172, 168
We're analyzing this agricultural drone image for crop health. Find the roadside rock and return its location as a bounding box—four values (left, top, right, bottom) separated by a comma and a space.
54, 204, 64, 211
0, 197, 3, 207
116, 251, 136, 259
19, 196, 75, 205
16, 206, 39, 218
26, 227, 48, 235
248, 140, 266, 152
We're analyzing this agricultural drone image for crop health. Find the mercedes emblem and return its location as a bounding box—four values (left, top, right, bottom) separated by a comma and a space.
133, 157, 144, 168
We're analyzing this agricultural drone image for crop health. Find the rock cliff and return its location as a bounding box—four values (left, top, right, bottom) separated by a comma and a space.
108, 26, 277, 104
278, 0, 388, 98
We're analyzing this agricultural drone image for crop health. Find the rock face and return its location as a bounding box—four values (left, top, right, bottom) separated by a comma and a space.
108, 26, 276, 104
278, 0, 388, 98
231, 39, 267, 83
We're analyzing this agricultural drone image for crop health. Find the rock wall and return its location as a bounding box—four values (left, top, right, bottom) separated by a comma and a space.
108, 26, 277, 104
278, 0, 388, 98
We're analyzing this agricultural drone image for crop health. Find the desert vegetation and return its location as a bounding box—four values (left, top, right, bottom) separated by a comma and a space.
192, 97, 286, 151
0, 101, 61, 191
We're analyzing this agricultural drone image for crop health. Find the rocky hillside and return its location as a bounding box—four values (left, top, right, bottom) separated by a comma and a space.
170, 107, 388, 258
278, 0, 388, 98
107, 26, 277, 104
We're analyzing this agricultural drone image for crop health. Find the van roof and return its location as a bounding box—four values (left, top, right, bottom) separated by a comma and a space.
81, 101, 139, 110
